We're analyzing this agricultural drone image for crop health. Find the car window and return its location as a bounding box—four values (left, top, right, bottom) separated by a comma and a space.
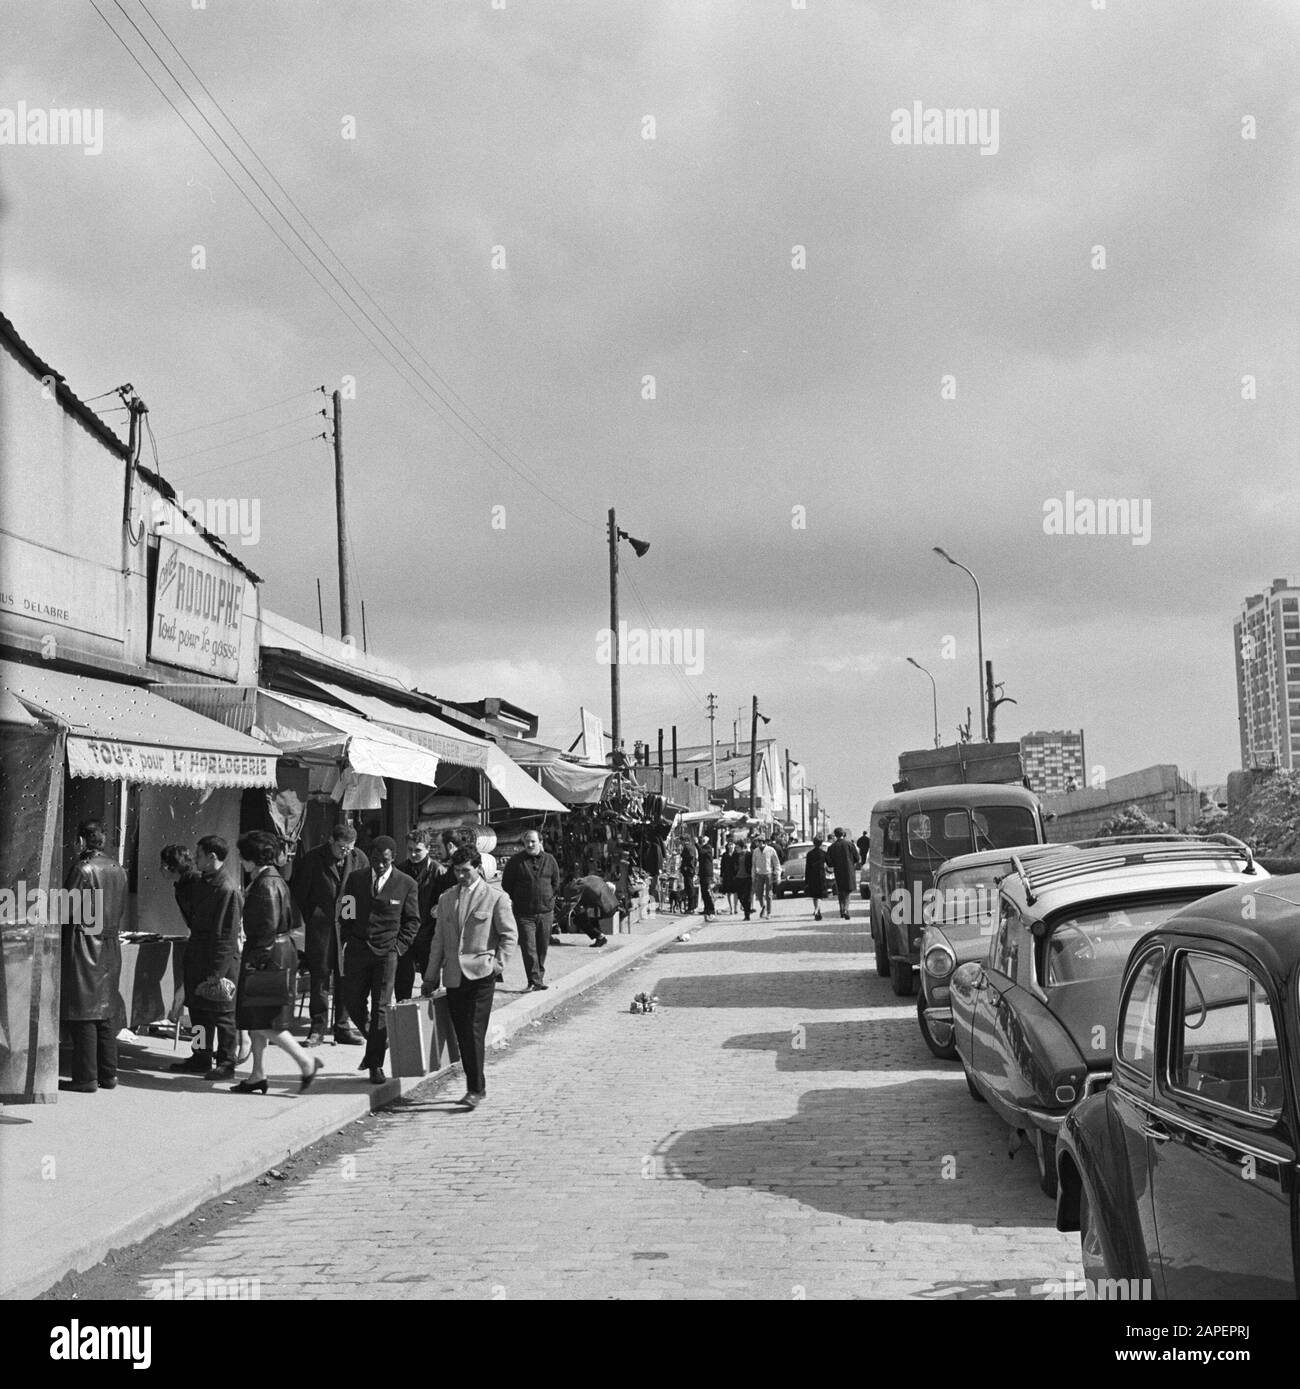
881, 816, 901, 856
906, 808, 970, 863
990, 903, 1019, 978
1171, 953, 1282, 1118
1117, 949, 1163, 1078
1043, 897, 1192, 986
971, 805, 1040, 851
934, 865, 1003, 929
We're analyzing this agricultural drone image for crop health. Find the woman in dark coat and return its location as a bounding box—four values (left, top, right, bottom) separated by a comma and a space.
719, 842, 739, 914
233, 831, 320, 1094
804, 834, 829, 922
61, 820, 127, 1092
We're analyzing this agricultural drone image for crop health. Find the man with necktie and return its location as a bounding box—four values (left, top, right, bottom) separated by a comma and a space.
422, 846, 518, 1109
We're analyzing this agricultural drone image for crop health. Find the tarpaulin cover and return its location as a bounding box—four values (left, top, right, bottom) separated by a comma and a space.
483, 744, 569, 813
1, 660, 277, 789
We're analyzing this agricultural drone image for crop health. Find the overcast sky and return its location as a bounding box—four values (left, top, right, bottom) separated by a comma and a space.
4, 0, 1297, 826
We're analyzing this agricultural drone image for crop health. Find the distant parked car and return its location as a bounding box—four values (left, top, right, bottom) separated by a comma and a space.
775, 842, 814, 898
949, 836, 1266, 1198
1055, 872, 1299, 1299
917, 843, 1071, 1060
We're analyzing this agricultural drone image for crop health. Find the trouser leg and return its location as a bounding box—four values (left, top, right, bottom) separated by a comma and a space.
393, 951, 415, 1003
363, 953, 397, 1069
699, 879, 715, 916
516, 916, 541, 986
69, 1021, 96, 1086
736, 880, 752, 918
341, 950, 369, 1051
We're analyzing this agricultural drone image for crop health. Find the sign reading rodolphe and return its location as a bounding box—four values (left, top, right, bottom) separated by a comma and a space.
150, 535, 253, 680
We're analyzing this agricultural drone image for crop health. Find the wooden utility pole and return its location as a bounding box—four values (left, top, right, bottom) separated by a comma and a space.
671, 725, 678, 777
707, 693, 718, 794
332, 390, 354, 642
784, 747, 791, 826
608, 508, 621, 760
748, 695, 759, 816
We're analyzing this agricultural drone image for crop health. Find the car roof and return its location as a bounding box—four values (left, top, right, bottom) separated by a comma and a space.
1153, 874, 1300, 978
870, 784, 1040, 814
1000, 858, 1264, 918
936, 843, 1064, 877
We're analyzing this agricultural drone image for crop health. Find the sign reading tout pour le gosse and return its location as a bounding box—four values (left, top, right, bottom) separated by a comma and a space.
149, 535, 252, 680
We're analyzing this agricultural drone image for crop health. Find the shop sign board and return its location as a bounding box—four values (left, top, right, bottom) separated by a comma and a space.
0, 533, 124, 641
149, 535, 254, 681
66, 735, 276, 788
580, 706, 604, 761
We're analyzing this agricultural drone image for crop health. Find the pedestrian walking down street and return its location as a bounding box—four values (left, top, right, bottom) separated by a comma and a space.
825, 826, 861, 920
164, 838, 242, 1079
290, 823, 369, 1046
751, 835, 781, 919
60, 820, 126, 1094
697, 836, 717, 921
679, 833, 698, 913
423, 847, 518, 1109
394, 829, 450, 1002
232, 832, 321, 1095
501, 829, 561, 991
732, 841, 754, 921
804, 834, 829, 922
855, 828, 872, 867
641, 834, 664, 905
720, 840, 739, 914
341, 836, 420, 1083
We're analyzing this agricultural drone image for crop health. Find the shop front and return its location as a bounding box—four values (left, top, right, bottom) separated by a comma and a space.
0, 660, 279, 1102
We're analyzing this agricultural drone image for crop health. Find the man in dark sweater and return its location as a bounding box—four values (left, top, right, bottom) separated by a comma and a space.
501, 829, 561, 991
340, 836, 420, 1082
290, 824, 369, 1046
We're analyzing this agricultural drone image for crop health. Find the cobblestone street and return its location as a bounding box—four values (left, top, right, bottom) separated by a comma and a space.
105, 898, 1078, 1300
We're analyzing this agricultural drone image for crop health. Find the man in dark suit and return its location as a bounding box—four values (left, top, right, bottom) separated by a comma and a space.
679, 834, 698, 913
290, 823, 368, 1046
826, 826, 862, 920
174, 836, 242, 1080
394, 829, 453, 1002
340, 836, 420, 1082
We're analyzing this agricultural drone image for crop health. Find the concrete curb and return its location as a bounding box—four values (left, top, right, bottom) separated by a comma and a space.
11, 909, 702, 1300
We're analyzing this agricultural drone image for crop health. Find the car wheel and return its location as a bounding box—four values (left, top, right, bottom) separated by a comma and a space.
963, 1062, 986, 1102
873, 933, 890, 977
1034, 1130, 1058, 1199
916, 995, 957, 1060
890, 957, 915, 996
1078, 1183, 1108, 1290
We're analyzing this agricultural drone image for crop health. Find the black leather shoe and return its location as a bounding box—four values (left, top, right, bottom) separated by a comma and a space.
205, 1062, 237, 1081
368, 1067, 386, 1084
170, 1055, 210, 1074
333, 1026, 365, 1045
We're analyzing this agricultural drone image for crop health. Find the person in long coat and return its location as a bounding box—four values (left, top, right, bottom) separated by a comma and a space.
825, 826, 862, 920
804, 835, 829, 922
61, 820, 127, 1093
719, 842, 739, 914
232, 831, 320, 1095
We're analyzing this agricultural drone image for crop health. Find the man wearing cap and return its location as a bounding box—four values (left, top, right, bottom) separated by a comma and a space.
340, 836, 420, 1083
422, 847, 517, 1108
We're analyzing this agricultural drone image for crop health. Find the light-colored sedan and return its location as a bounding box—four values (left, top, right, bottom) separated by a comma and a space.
775, 842, 814, 897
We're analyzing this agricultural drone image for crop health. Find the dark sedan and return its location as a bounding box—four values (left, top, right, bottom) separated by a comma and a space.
1055, 873, 1300, 1299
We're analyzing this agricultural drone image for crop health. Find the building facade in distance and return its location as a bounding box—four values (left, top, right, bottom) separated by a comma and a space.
1235, 578, 1300, 771
1020, 729, 1086, 795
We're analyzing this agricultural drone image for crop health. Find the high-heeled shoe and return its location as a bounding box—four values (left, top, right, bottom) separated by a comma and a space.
230, 1078, 268, 1095
298, 1058, 324, 1093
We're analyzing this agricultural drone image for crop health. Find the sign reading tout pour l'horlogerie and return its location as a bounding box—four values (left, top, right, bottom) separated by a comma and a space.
149, 535, 253, 680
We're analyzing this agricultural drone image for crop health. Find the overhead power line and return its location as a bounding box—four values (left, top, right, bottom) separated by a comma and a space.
171, 431, 329, 484
160, 410, 328, 465
93, 0, 596, 533
158, 386, 326, 440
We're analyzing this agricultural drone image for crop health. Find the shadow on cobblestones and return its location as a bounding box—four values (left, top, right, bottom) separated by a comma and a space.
654, 1085, 1057, 1225
651, 970, 873, 1010
724, 1018, 935, 1071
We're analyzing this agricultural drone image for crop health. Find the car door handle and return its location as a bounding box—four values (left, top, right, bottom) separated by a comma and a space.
1143, 1120, 1172, 1144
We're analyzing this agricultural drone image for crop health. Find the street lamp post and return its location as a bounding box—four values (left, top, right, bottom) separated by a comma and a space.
607, 507, 649, 763
933, 546, 986, 741
906, 656, 940, 748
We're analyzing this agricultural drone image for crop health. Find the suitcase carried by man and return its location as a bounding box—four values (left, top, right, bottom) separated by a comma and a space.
388, 990, 461, 1077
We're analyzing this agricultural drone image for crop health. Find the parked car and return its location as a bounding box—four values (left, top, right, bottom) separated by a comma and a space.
917, 843, 1071, 1059
1055, 872, 1299, 1299
775, 842, 813, 897
867, 783, 1048, 997
949, 836, 1266, 1198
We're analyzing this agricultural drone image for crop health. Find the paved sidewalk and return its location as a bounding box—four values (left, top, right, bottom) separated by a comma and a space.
0, 903, 705, 1299
77, 897, 1079, 1300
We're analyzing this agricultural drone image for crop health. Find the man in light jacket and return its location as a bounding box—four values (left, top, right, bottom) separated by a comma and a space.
751, 835, 782, 919
422, 847, 518, 1108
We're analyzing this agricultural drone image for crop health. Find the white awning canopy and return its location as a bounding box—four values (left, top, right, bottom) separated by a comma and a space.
256, 690, 441, 786
2, 660, 278, 789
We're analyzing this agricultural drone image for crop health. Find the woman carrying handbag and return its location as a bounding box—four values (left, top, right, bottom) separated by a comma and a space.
232, 831, 322, 1095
